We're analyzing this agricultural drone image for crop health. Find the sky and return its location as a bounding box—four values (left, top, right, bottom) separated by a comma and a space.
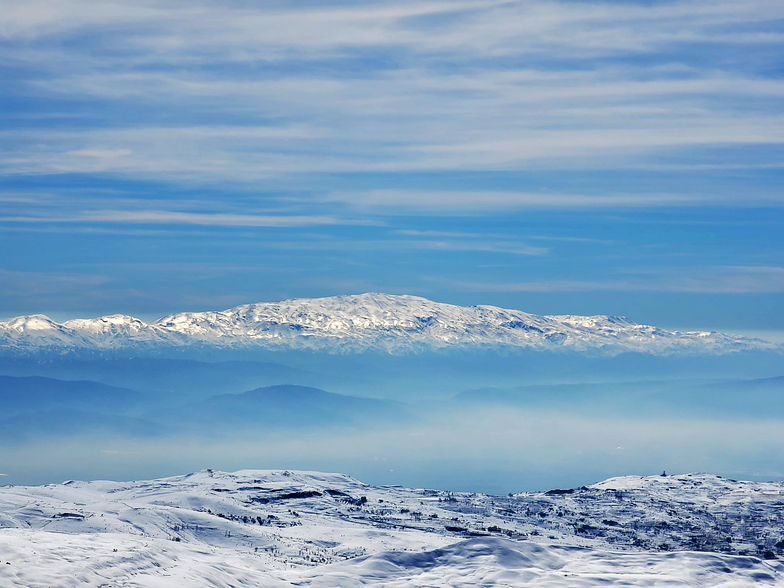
1, 0, 783, 335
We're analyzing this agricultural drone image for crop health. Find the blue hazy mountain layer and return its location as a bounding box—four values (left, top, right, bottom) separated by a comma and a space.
151, 385, 411, 431
0, 375, 145, 415
0, 378, 411, 444
0, 356, 337, 401
2, 348, 782, 397
0, 375, 163, 444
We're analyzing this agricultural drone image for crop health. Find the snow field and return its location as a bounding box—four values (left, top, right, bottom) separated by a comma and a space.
1, 469, 783, 586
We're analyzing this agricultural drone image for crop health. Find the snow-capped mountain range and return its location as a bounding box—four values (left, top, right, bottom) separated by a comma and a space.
0, 293, 777, 356
1, 469, 782, 587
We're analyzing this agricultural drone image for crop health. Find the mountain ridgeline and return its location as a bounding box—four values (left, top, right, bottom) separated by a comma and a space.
1, 293, 778, 356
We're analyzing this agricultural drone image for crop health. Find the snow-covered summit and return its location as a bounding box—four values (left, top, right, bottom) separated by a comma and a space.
0, 293, 777, 355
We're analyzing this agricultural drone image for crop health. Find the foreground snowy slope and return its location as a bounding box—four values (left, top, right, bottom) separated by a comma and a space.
3, 532, 780, 588
1, 470, 782, 587
0, 293, 776, 355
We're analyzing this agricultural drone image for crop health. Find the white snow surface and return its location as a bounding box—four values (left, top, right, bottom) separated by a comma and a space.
1, 470, 783, 587
0, 293, 776, 355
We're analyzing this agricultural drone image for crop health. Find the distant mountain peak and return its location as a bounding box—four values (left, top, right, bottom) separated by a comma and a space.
0, 293, 778, 356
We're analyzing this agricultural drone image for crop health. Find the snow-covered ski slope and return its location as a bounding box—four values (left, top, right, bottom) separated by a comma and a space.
0, 293, 777, 355
1, 470, 783, 587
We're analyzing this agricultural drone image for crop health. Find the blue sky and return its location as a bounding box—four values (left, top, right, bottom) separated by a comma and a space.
1, 0, 783, 335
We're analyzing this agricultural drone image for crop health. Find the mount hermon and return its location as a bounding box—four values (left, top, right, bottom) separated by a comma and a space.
0, 293, 775, 355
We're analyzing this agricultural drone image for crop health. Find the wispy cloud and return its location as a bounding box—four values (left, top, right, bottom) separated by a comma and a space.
0, 269, 112, 312
0, 210, 353, 227
254, 236, 548, 256
1, 0, 783, 188
4, 1, 782, 57
327, 189, 728, 212
396, 229, 615, 244
431, 266, 784, 294
674, 266, 784, 294
394, 239, 548, 256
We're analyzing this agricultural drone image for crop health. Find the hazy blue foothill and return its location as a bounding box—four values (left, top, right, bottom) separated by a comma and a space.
0, 375, 145, 415
149, 384, 412, 432
2, 345, 781, 396
0, 356, 334, 400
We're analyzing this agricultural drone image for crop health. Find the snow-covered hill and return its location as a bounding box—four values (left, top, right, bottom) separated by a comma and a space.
0, 470, 782, 587
0, 293, 776, 355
